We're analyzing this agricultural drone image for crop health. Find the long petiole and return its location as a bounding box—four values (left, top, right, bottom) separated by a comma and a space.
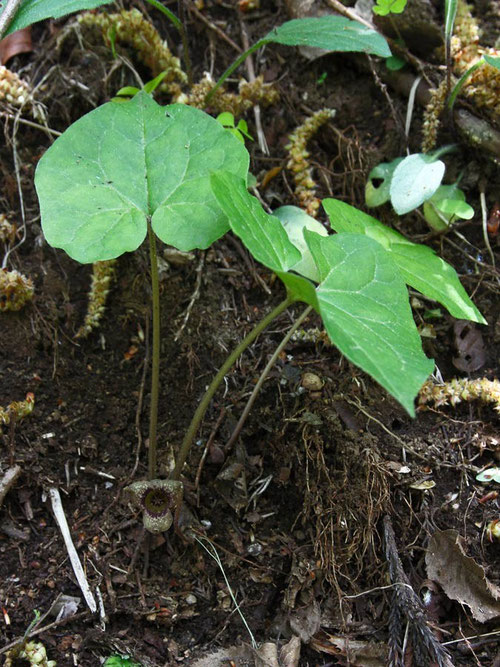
224, 305, 313, 453
147, 219, 161, 480
171, 295, 295, 480
144, 0, 193, 86
204, 40, 266, 106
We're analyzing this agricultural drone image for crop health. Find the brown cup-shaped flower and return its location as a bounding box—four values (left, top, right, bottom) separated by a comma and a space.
124, 479, 183, 534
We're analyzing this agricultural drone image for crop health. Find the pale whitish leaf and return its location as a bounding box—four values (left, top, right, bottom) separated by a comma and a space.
323, 198, 486, 324
390, 154, 445, 214
1, 0, 111, 35
263, 16, 391, 58
306, 233, 433, 415
36, 92, 249, 263
273, 205, 328, 282
365, 157, 403, 208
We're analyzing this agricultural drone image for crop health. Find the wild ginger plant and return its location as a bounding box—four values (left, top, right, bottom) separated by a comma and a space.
33, 17, 396, 532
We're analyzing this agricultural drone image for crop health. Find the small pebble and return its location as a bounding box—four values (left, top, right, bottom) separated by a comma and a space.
301, 372, 323, 392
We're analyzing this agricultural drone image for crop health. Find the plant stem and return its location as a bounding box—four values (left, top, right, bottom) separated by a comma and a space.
225, 305, 312, 453
171, 295, 294, 480
204, 40, 267, 106
447, 59, 483, 111
144, 0, 193, 86
147, 218, 161, 480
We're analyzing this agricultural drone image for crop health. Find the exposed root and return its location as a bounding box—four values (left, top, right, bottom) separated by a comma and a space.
419, 377, 500, 413
301, 426, 389, 586
286, 109, 335, 217
75, 260, 117, 339
0, 268, 34, 311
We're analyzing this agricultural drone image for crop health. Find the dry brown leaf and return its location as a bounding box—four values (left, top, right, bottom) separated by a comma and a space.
309, 631, 387, 665
0, 28, 32, 65
452, 320, 486, 372
426, 529, 500, 623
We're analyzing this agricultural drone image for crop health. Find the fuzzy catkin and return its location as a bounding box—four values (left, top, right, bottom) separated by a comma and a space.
75, 259, 117, 338
0, 269, 34, 311
419, 378, 500, 412
450, 0, 500, 120
421, 79, 449, 153
0, 66, 45, 121
174, 73, 279, 114
78, 9, 187, 95
286, 108, 335, 217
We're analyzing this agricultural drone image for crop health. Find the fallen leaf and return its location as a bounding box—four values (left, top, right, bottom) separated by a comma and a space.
426, 529, 500, 623
0, 28, 32, 65
453, 320, 485, 372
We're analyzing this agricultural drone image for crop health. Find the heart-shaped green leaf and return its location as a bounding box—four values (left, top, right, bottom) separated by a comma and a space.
263, 17, 391, 58
323, 198, 485, 323
211, 171, 432, 414
306, 232, 433, 415
1, 0, 112, 36
35, 92, 249, 263
390, 154, 445, 214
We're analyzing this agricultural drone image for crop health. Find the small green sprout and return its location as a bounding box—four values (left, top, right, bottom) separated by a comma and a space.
216, 112, 253, 144
423, 184, 474, 231
104, 656, 142, 667
373, 0, 407, 16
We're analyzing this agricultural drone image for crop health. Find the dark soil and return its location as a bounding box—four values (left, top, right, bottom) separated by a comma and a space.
1, 0, 500, 665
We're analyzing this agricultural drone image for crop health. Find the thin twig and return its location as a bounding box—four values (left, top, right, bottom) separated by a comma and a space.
0, 465, 21, 509
188, 4, 242, 54
239, 19, 268, 155
49, 487, 97, 613
174, 253, 205, 342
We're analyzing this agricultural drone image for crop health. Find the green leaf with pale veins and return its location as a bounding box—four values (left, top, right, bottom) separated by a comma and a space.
210, 172, 301, 274
1, 0, 112, 36
35, 92, 249, 263
211, 172, 432, 414
323, 198, 486, 324
262, 16, 391, 58
306, 233, 433, 415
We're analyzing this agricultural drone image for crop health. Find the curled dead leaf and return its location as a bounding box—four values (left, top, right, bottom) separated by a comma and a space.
426, 529, 500, 623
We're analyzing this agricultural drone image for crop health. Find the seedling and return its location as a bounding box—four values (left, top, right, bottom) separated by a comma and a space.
423, 183, 474, 232
216, 112, 253, 144
33, 17, 394, 531
373, 0, 407, 17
